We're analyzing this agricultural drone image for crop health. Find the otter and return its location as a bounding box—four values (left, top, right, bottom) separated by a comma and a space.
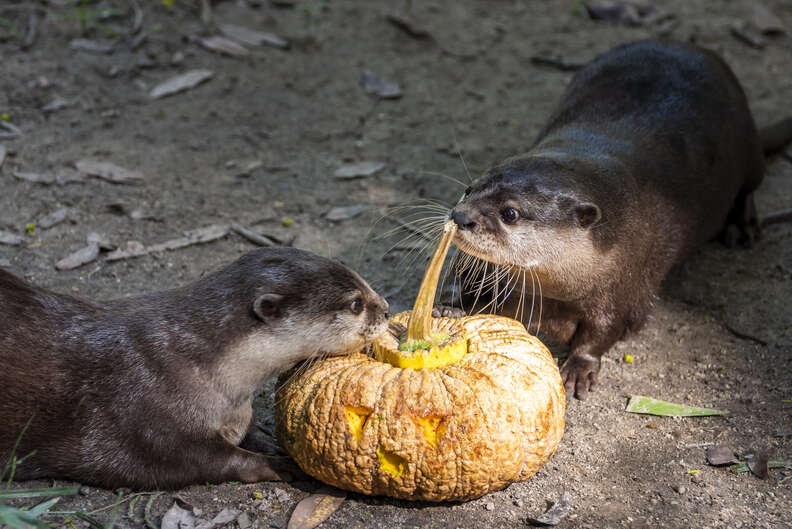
0, 247, 389, 489
449, 40, 792, 399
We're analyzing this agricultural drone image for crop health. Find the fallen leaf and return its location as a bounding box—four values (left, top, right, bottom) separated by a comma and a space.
326, 205, 370, 221
199, 36, 250, 57
530, 55, 585, 71
528, 491, 572, 526
161, 502, 196, 529
42, 96, 75, 113
235, 513, 251, 529
147, 225, 229, 252
362, 70, 402, 99
218, 23, 290, 48
14, 171, 56, 185
0, 145, 7, 170
625, 395, 728, 417
70, 38, 117, 54
731, 21, 766, 49
56, 243, 99, 271
150, 70, 214, 99
582, 0, 669, 26
106, 241, 147, 261
752, 4, 785, 35
333, 161, 385, 179
745, 452, 770, 479
0, 121, 22, 139
385, 13, 433, 40
287, 488, 346, 529
730, 458, 791, 474
37, 208, 69, 229
706, 445, 739, 466
0, 230, 25, 246
86, 232, 116, 251
76, 160, 144, 184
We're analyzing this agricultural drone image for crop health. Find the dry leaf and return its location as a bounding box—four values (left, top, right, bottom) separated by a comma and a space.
56, 243, 99, 271
76, 160, 144, 184
706, 445, 739, 466
14, 171, 56, 185
287, 488, 346, 529
161, 502, 196, 529
231, 224, 277, 247
235, 513, 251, 529
70, 38, 116, 54
334, 161, 385, 179
42, 96, 75, 113
752, 4, 785, 35
386, 14, 433, 40
218, 23, 289, 48
326, 205, 370, 221
150, 70, 214, 99
86, 232, 116, 251
0, 145, 6, 170
0, 121, 22, 139
199, 36, 250, 57
731, 21, 766, 49
362, 70, 402, 99
529, 491, 572, 526
38, 208, 69, 229
0, 230, 25, 246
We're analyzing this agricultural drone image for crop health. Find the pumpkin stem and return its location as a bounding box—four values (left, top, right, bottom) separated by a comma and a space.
407, 220, 457, 341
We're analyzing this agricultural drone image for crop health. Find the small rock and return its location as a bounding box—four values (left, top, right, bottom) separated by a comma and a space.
484, 502, 495, 511
37, 208, 69, 229
674, 485, 686, 494
236, 513, 251, 529
514, 499, 524, 507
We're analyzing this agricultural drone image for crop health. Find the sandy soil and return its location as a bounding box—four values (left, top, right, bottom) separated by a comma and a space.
1, 1, 790, 528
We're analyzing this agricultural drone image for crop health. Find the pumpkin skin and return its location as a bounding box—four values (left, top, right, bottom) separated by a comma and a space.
275, 312, 565, 502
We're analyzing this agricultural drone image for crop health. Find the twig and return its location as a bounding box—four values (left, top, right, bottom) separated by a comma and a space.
128, 0, 142, 35
723, 323, 768, 346
21, 11, 38, 50
761, 208, 792, 227
231, 223, 278, 247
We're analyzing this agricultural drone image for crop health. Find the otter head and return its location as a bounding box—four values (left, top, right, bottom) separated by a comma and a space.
450, 155, 604, 298
208, 248, 389, 387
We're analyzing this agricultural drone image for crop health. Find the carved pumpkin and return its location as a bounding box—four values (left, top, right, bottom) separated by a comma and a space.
275, 222, 565, 501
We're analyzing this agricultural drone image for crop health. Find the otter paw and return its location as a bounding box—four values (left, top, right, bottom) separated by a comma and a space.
432, 306, 466, 318
560, 353, 601, 400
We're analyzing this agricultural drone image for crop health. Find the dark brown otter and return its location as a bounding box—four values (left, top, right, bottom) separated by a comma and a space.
0, 247, 389, 489
449, 40, 792, 399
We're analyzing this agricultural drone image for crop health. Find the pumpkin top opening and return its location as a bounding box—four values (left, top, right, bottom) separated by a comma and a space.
374, 315, 467, 369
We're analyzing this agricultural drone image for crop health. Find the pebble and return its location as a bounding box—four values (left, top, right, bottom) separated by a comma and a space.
513, 499, 524, 507
674, 485, 687, 494
484, 501, 495, 511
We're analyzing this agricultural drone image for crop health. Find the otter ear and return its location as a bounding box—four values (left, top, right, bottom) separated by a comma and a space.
574, 202, 601, 229
253, 293, 284, 321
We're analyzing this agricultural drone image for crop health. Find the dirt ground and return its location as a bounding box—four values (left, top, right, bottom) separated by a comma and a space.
1, 0, 791, 528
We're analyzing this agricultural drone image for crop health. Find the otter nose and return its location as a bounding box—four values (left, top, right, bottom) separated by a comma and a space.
451, 210, 477, 231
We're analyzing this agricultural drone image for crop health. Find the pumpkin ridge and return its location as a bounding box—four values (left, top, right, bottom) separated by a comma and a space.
317, 363, 363, 486
435, 369, 464, 500
370, 364, 404, 494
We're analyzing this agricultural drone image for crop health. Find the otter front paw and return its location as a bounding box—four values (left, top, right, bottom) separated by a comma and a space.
560, 353, 601, 400
432, 306, 466, 318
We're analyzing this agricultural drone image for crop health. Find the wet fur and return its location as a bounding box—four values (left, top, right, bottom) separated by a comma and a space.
452, 40, 791, 398
0, 248, 388, 489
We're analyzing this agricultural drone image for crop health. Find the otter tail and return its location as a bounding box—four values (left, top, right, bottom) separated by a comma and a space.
760, 117, 792, 154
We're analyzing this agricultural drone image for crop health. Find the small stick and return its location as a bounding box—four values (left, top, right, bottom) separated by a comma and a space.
231, 223, 278, 247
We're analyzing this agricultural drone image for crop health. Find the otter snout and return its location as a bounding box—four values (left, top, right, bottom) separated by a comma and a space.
451, 207, 478, 231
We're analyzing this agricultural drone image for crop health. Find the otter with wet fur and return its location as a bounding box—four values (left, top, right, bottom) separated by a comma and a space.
0, 248, 389, 489
450, 40, 792, 399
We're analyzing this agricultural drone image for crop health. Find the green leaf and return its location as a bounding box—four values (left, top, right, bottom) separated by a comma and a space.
730, 458, 791, 473
625, 395, 728, 417
0, 486, 80, 500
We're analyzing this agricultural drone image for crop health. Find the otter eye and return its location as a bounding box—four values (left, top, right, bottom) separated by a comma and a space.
500, 207, 520, 225
349, 298, 364, 315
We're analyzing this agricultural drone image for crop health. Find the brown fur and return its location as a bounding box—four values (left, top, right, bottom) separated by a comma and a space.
450, 40, 792, 399
0, 248, 388, 489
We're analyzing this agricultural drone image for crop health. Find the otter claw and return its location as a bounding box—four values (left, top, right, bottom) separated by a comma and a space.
561, 353, 601, 400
